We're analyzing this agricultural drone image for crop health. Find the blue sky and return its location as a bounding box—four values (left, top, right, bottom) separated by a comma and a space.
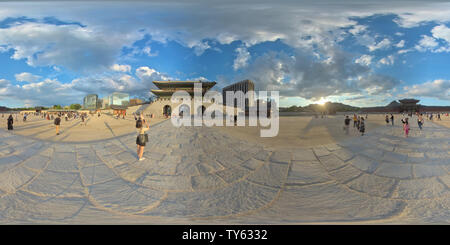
0, 0, 449, 108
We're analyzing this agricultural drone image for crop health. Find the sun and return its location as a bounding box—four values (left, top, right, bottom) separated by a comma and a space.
317, 98, 329, 105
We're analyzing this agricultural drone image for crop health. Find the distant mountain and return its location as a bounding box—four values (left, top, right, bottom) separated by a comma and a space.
0, 106, 10, 111
280, 102, 360, 113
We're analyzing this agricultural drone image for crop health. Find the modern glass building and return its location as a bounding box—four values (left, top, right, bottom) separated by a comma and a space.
222, 79, 255, 108
83, 94, 98, 110
109, 92, 130, 106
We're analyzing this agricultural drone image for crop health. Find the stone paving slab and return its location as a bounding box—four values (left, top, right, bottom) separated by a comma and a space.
0, 119, 449, 224
332, 148, 354, 162
328, 165, 362, 184
0, 191, 87, 221
346, 173, 397, 198
89, 178, 164, 213
215, 166, 250, 184
286, 161, 330, 185
438, 175, 450, 188
252, 183, 406, 223
191, 174, 227, 190
348, 155, 380, 173
269, 151, 291, 164
318, 154, 347, 171
240, 158, 264, 170
392, 178, 448, 200
247, 162, 289, 188
114, 164, 147, 183
141, 174, 193, 191
413, 165, 448, 178
291, 149, 317, 161
142, 181, 279, 218
25, 170, 85, 197
0, 166, 37, 193
46, 152, 78, 172
375, 163, 413, 179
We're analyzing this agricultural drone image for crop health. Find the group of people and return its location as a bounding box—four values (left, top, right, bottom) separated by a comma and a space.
343, 111, 446, 138
387, 112, 439, 138
344, 114, 366, 136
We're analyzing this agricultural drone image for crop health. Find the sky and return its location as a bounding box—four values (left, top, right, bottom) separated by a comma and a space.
0, 0, 449, 108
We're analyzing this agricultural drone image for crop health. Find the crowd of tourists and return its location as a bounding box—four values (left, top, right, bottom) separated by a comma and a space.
343, 114, 367, 136
342, 111, 448, 138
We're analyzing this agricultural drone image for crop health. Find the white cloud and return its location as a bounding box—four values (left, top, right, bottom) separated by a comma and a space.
401, 79, 450, 101
432, 24, 450, 43
0, 66, 174, 106
354, 54, 373, 66
395, 40, 405, 48
135, 66, 172, 93
233, 46, 251, 70
235, 49, 398, 101
0, 79, 9, 88
191, 41, 211, 56
0, 22, 142, 74
111, 64, 131, 73
14, 72, 41, 83
398, 49, 412, 54
348, 25, 367, 35
415, 35, 438, 51
379, 55, 395, 65
0, 78, 84, 106
367, 38, 391, 52
142, 46, 158, 57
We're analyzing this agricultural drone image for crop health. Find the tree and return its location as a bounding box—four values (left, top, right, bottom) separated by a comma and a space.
53, 105, 62, 109
70, 104, 82, 110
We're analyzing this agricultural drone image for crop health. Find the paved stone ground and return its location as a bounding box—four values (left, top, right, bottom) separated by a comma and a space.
0, 119, 448, 224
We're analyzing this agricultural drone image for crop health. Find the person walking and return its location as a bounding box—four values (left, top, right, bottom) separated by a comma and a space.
344, 115, 351, 135
417, 114, 424, 130
356, 116, 361, 130
136, 116, 149, 161
385, 114, 389, 126
390, 114, 394, 126
7, 114, 13, 130
54, 115, 61, 135
353, 114, 357, 128
401, 118, 410, 138
360, 117, 365, 136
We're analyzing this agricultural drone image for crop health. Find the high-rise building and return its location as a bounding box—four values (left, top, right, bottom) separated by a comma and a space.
110, 92, 130, 106
83, 94, 98, 110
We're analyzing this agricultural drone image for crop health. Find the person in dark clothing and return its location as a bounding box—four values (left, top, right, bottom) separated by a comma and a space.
54, 115, 61, 135
7, 114, 13, 130
344, 115, 350, 135
360, 117, 365, 136
356, 116, 361, 130
390, 114, 394, 126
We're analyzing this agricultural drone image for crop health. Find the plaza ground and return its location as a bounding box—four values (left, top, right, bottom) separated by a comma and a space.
0, 113, 448, 224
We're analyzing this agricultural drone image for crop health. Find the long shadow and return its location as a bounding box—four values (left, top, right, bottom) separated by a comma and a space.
105, 121, 140, 155
0, 118, 169, 145
104, 121, 117, 137
29, 118, 86, 140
